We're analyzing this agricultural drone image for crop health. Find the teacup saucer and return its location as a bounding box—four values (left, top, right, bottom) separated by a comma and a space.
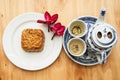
63, 16, 111, 66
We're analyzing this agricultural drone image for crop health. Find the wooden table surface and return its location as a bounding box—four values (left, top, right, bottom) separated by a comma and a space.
0, 0, 120, 80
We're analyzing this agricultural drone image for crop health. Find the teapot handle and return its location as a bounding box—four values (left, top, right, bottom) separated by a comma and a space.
97, 51, 107, 64
101, 51, 107, 64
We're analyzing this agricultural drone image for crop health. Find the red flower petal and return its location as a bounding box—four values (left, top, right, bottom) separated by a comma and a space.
56, 26, 65, 36
37, 20, 46, 23
51, 23, 61, 33
45, 11, 51, 21
54, 23, 61, 29
50, 14, 58, 24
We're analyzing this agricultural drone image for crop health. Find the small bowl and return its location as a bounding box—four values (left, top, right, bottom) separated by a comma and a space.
67, 38, 86, 57
68, 20, 87, 38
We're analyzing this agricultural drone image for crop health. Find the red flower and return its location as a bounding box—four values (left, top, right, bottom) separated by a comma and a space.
51, 22, 65, 40
37, 11, 65, 40
37, 11, 58, 32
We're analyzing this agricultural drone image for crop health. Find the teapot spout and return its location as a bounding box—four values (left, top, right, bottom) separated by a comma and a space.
96, 8, 106, 24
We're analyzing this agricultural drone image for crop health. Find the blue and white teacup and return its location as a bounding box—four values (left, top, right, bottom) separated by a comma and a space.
68, 20, 87, 38
67, 38, 87, 57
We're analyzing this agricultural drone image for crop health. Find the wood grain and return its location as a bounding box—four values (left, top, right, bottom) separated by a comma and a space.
0, 0, 120, 80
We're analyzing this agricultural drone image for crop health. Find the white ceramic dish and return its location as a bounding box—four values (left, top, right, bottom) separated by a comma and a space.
2, 12, 62, 71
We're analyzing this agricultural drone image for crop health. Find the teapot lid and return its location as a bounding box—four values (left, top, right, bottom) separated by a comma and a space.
91, 23, 117, 48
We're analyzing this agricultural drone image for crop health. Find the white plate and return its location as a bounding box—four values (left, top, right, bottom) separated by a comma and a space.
2, 12, 62, 71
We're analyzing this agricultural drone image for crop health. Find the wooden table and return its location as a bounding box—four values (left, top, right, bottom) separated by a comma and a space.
0, 0, 120, 80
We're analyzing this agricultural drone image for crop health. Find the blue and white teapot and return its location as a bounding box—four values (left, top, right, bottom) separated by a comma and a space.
86, 9, 117, 64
